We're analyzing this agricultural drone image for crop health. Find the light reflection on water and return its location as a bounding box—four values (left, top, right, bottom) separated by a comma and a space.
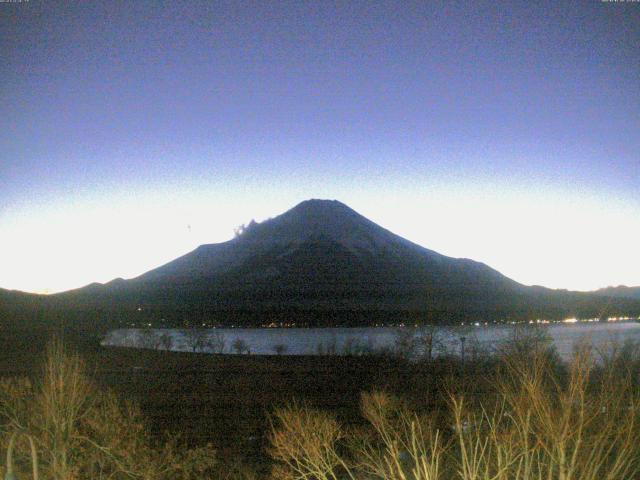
103, 322, 640, 361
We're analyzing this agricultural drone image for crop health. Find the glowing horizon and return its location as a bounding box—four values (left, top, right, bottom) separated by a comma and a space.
2, 176, 638, 294
2, 1, 638, 294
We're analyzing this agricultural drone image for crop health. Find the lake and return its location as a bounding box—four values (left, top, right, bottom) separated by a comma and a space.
103, 321, 640, 361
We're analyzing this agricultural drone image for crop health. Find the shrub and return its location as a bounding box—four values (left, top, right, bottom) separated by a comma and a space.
268, 402, 349, 480
496, 323, 559, 364
0, 338, 217, 479
269, 346, 640, 480
452, 346, 640, 480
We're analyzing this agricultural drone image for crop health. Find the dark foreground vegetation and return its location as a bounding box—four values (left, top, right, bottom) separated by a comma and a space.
0, 327, 639, 479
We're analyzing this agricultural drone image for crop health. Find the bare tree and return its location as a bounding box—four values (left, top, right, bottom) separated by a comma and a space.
316, 335, 338, 356
159, 332, 173, 351
183, 327, 210, 353
393, 325, 449, 361
415, 324, 447, 360
232, 338, 249, 354
272, 343, 288, 355
209, 330, 226, 354
393, 327, 417, 359
498, 323, 557, 362
137, 329, 162, 350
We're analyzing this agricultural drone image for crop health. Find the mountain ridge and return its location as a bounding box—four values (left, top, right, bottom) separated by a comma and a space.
2, 199, 640, 327
594, 286, 640, 300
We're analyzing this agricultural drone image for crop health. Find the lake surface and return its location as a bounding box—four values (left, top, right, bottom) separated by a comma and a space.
103, 321, 640, 361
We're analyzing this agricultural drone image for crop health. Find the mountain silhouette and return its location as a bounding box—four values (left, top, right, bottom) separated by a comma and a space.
594, 286, 640, 301
39, 199, 637, 326
3, 199, 640, 327
137, 199, 519, 298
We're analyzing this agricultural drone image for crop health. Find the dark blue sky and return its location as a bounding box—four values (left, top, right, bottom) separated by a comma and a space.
1, 0, 639, 292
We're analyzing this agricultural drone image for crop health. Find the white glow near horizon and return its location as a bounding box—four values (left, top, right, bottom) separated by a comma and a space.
364, 188, 640, 292
1, 181, 638, 294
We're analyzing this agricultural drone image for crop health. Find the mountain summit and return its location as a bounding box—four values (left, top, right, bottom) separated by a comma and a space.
236, 199, 441, 257
51, 199, 640, 326
239, 199, 414, 250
